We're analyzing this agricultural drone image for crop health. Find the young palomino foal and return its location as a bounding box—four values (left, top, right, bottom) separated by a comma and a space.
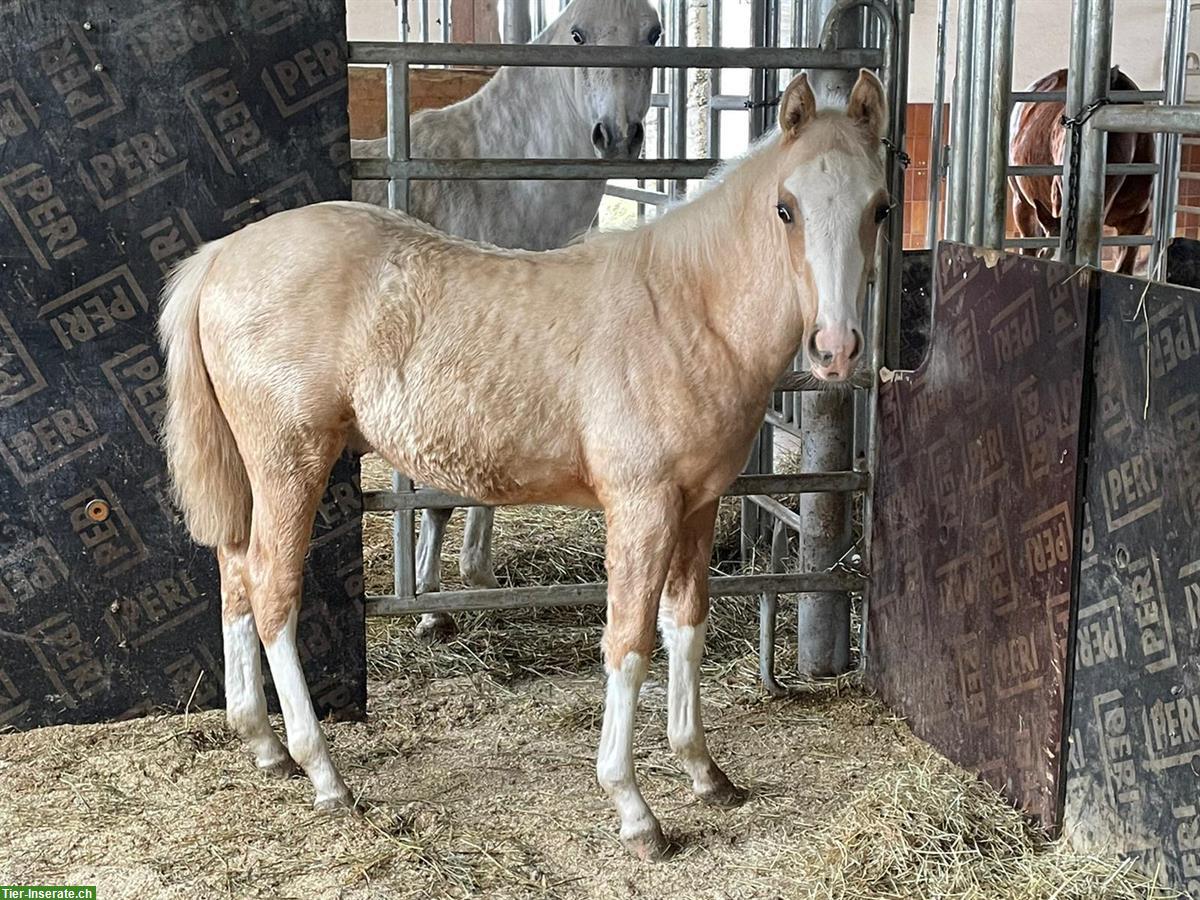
159, 70, 889, 860
354, 0, 659, 640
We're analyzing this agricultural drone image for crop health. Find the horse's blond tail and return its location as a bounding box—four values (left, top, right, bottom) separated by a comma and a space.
158, 239, 252, 547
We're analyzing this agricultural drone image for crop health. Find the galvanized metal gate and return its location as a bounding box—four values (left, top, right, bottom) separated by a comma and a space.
349, 0, 912, 687
932, 0, 1192, 267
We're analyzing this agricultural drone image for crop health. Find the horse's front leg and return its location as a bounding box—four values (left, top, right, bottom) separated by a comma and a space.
659, 501, 748, 807
597, 486, 682, 861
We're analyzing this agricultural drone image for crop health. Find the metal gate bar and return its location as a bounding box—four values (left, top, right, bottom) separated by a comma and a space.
369, 571, 867, 614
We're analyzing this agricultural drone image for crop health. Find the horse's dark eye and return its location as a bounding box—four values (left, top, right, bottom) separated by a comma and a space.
648, 25, 662, 44
776, 202, 793, 224
874, 203, 891, 224
571, 27, 585, 44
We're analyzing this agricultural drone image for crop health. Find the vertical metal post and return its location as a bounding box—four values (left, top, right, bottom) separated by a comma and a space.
708, 0, 722, 157
945, 0, 974, 242
795, 0, 875, 678
965, 0, 994, 245
386, 59, 417, 601
983, 0, 1015, 249
926, 0, 950, 247
881, 0, 909, 368
1153, 0, 1190, 271
504, 0, 533, 43
672, 0, 688, 197
420, 0, 430, 42
1075, 0, 1114, 267
1058, 0, 1091, 261
441, 0, 451, 42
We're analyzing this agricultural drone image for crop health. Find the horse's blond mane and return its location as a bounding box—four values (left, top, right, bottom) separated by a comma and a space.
583, 111, 881, 281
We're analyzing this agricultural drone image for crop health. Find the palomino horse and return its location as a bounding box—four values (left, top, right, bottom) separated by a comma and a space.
1009, 66, 1155, 274
355, 0, 660, 640
160, 70, 889, 860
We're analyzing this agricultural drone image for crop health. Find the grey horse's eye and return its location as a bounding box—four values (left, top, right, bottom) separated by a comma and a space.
648, 25, 662, 44
570, 27, 586, 43
875, 202, 891, 224
776, 202, 793, 224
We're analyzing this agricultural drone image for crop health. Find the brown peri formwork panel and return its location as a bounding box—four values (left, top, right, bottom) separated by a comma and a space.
869, 243, 1093, 829
0, 0, 364, 728
1063, 273, 1200, 894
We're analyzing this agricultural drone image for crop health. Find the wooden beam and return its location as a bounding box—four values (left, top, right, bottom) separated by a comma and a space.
348, 66, 496, 139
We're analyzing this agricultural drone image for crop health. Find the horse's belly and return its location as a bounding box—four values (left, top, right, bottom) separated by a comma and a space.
353, 366, 589, 506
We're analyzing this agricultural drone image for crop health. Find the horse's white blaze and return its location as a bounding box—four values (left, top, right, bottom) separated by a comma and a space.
596, 651, 657, 837
223, 613, 289, 769
263, 610, 350, 805
660, 615, 717, 790
786, 155, 876, 376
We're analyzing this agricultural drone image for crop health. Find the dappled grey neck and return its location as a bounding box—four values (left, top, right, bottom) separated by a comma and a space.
469, 66, 591, 159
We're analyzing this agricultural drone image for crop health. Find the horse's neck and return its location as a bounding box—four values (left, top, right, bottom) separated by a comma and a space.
469, 67, 591, 158
641, 159, 808, 389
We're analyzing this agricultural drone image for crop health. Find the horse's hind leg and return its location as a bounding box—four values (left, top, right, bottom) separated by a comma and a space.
659, 501, 747, 808
1109, 203, 1152, 275
219, 541, 295, 777
460, 506, 499, 589
414, 507, 457, 641
245, 432, 352, 811
597, 486, 682, 861
1012, 190, 1041, 257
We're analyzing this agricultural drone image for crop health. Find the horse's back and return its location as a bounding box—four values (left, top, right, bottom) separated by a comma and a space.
196, 203, 432, 426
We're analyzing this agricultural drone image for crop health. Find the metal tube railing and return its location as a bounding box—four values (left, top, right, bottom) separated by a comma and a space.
965, 0, 994, 245
365, 471, 869, 512
926, 0, 950, 247
1152, 0, 1190, 269
1075, 0, 1115, 266
945, 0, 974, 241
369, 570, 868, 616
983, 0, 1015, 249
348, 41, 881, 67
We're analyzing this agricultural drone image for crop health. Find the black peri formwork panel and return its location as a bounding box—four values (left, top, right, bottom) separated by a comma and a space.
0, 0, 363, 728
1063, 274, 1200, 894
870, 243, 1092, 829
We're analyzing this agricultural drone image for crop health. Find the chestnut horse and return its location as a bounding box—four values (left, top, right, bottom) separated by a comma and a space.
158, 71, 889, 860
1009, 66, 1155, 274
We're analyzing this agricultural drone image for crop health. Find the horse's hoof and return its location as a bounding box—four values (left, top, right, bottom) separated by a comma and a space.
258, 756, 301, 779
414, 613, 457, 643
461, 569, 500, 590
698, 774, 749, 809
620, 820, 671, 862
314, 794, 357, 816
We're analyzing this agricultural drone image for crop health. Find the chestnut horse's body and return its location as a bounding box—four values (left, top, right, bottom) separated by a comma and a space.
1009, 66, 1155, 274
158, 72, 890, 859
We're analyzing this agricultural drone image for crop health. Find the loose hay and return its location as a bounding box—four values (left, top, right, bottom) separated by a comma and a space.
790, 760, 1181, 900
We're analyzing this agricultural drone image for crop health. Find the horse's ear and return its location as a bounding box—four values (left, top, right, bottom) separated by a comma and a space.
779, 73, 817, 141
847, 68, 888, 143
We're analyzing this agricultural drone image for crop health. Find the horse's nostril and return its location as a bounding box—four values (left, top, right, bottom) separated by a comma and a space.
628, 123, 644, 153
807, 331, 833, 367
849, 329, 863, 360
592, 122, 609, 150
